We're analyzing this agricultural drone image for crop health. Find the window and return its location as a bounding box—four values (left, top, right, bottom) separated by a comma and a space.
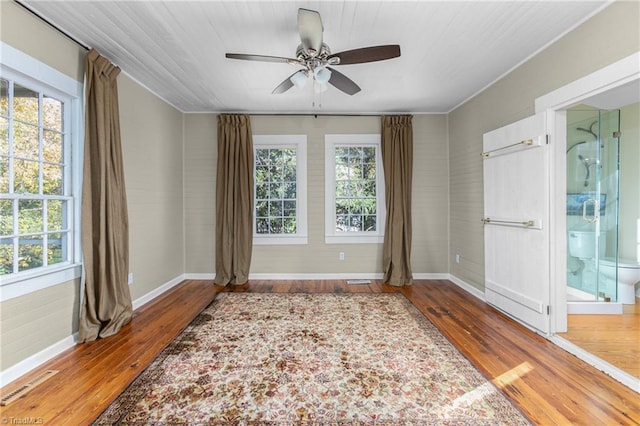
1, 42, 82, 300
253, 135, 307, 245
325, 134, 385, 244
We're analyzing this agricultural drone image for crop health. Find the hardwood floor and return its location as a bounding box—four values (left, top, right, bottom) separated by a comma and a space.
1, 279, 639, 425
559, 300, 640, 379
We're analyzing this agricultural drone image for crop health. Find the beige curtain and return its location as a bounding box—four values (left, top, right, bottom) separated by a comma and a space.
381, 115, 414, 286
79, 49, 132, 342
215, 115, 254, 285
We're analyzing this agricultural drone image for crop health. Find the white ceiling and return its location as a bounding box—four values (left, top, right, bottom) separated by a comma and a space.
19, 1, 609, 114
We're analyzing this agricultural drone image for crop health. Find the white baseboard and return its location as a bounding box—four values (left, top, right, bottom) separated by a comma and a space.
0, 332, 78, 387
183, 273, 215, 280
447, 274, 486, 301
550, 335, 640, 393
132, 274, 186, 310
1, 273, 187, 388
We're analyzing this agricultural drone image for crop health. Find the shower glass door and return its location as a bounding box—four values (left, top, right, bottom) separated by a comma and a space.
566, 108, 620, 302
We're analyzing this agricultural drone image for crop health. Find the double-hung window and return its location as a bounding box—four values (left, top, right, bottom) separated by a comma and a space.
253, 135, 307, 245
325, 134, 385, 244
1, 43, 82, 300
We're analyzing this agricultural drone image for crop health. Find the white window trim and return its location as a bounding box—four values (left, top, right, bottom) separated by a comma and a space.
0, 42, 83, 302
325, 134, 386, 244
252, 134, 307, 245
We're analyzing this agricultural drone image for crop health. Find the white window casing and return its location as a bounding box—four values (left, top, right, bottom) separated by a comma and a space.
252, 134, 307, 245
0, 42, 83, 302
325, 134, 386, 244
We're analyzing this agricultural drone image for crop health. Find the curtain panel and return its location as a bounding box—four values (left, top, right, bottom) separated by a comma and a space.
381, 115, 414, 286
79, 49, 132, 342
215, 115, 254, 285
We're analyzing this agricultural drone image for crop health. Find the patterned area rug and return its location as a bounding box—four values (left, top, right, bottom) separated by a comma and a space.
95, 293, 529, 425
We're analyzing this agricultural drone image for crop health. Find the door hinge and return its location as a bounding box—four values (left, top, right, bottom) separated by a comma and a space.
613, 131, 622, 138
546, 305, 550, 315
546, 134, 550, 144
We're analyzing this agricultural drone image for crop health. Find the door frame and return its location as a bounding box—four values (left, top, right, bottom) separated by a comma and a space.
534, 53, 640, 391
535, 51, 640, 334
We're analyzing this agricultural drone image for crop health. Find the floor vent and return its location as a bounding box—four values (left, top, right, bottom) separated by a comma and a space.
346, 279, 371, 285
1, 370, 59, 406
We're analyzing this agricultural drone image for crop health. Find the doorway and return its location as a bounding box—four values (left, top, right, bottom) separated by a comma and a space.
535, 52, 640, 391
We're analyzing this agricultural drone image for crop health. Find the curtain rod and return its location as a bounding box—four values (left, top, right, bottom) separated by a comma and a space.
15, 0, 90, 51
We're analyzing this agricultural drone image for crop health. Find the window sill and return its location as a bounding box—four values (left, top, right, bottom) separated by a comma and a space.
253, 236, 308, 245
0, 263, 82, 302
325, 235, 384, 244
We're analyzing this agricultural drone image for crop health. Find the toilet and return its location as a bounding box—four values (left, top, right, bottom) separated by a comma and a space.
599, 258, 640, 304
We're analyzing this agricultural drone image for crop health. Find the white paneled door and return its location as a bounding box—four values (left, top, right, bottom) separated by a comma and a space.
483, 113, 550, 333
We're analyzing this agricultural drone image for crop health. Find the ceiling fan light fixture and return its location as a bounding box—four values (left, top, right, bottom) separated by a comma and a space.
290, 70, 309, 88
314, 67, 331, 85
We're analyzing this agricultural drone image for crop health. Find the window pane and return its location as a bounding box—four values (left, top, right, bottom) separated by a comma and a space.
335, 164, 349, 180
269, 149, 283, 166
350, 215, 363, 231
0, 237, 13, 275
268, 200, 283, 217
283, 182, 296, 199
43, 95, 63, 131
283, 164, 296, 181
18, 235, 43, 271
255, 149, 269, 165
268, 183, 282, 198
255, 200, 268, 217
363, 147, 376, 163
256, 218, 269, 234
13, 85, 39, 125
13, 121, 39, 160
255, 182, 268, 199
283, 218, 296, 234
363, 199, 377, 215
14, 159, 40, 194
47, 199, 66, 231
336, 199, 349, 215
0, 116, 8, 155
43, 130, 63, 163
336, 215, 348, 231
363, 163, 376, 180
0, 79, 8, 116
0, 157, 8, 193
283, 200, 296, 217
364, 215, 377, 231
269, 218, 283, 234
48, 232, 67, 265
19, 199, 43, 234
0, 199, 12, 235
43, 163, 63, 195
336, 180, 348, 197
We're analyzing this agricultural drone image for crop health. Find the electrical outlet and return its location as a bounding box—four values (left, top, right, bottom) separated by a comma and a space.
128, 272, 134, 285
339, 252, 345, 261
455, 254, 460, 264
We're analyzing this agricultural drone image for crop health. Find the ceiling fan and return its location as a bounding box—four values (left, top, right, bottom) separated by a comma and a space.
225, 8, 401, 96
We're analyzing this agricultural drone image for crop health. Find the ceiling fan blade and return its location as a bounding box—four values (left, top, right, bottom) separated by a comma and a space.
226, 53, 300, 64
298, 8, 323, 56
326, 67, 361, 95
272, 71, 300, 94
328, 45, 401, 65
